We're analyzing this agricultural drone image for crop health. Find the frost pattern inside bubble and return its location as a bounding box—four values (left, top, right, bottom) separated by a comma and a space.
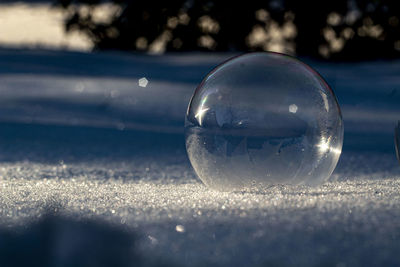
185, 52, 344, 191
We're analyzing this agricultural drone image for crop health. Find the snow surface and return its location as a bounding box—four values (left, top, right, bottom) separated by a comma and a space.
0, 48, 399, 266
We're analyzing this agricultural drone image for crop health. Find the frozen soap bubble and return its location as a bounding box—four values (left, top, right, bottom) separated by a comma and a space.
185, 52, 343, 191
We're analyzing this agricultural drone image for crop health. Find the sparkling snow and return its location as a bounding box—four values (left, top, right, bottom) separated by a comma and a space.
0, 49, 399, 266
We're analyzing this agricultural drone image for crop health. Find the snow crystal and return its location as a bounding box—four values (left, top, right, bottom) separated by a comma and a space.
138, 77, 149, 87
289, 103, 298, 113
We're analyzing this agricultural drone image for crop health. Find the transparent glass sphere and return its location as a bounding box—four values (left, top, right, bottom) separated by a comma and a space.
185, 52, 343, 191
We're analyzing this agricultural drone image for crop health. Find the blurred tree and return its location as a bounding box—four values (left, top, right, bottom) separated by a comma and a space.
57, 0, 400, 60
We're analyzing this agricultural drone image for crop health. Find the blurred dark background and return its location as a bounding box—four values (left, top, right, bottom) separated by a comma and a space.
55, 0, 400, 60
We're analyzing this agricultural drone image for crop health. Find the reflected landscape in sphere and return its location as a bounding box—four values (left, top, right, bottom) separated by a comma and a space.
185, 52, 344, 191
